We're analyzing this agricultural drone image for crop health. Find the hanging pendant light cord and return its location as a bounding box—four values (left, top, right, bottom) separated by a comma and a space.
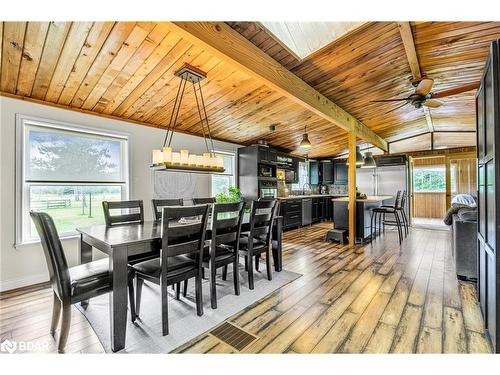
162, 77, 187, 148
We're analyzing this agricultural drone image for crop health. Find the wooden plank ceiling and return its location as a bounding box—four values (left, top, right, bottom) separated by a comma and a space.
1, 21, 499, 157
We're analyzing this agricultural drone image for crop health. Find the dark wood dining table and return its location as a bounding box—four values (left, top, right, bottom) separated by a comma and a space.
76, 214, 283, 352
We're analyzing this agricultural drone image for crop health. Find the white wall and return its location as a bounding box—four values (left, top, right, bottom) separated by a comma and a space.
0, 96, 241, 291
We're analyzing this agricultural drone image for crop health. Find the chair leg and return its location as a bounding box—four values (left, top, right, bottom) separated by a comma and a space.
58, 304, 71, 353
401, 209, 409, 236
394, 212, 403, 245
247, 254, 254, 290
183, 280, 188, 297
266, 248, 272, 281
233, 259, 240, 296
383, 213, 386, 233
50, 292, 61, 337
128, 277, 136, 322
222, 265, 228, 281
370, 211, 375, 241
202, 268, 205, 279
255, 255, 260, 271
135, 277, 144, 319
244, 256, 248, 271
210, 266, 217, 309
175, 282, 181, 300
195, 274, 203, 316
161, 282, 169, 336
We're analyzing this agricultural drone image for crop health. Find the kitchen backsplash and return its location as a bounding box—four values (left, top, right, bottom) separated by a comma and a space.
328, 184, 348, 195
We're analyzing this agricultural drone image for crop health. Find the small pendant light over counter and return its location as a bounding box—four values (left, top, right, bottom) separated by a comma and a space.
299, 125, 312, 149
362, 150, 376, 168
151, 64, 225, 174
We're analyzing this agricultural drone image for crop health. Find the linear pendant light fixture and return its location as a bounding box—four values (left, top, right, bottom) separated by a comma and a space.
151, 64, 225, 174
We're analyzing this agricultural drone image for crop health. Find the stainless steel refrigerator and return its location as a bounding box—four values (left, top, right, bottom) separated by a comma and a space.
356, 164, 410, 218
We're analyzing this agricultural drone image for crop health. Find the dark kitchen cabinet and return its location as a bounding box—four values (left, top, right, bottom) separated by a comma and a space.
333, 160, 348, 184
309, 161, 319, 185
256, 146, 277, 164
320, 161, 334, 184
280, 199, 302, 230
476, 39, 500, 352
312, 197, 326, 222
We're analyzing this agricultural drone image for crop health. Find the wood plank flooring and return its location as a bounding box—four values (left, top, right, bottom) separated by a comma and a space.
0, 223, 491, 354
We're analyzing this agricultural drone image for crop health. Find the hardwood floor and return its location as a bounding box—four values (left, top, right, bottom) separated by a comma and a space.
0, 223, 491, 353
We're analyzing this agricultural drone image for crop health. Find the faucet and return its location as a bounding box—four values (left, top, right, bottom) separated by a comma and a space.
302, 182, 312, 195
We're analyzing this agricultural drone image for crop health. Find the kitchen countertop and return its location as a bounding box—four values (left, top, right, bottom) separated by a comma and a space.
331, 195, 393, 203
278, 194, 347, 200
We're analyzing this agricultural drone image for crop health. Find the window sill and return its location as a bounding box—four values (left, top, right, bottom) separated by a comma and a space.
15, 232, 80, 249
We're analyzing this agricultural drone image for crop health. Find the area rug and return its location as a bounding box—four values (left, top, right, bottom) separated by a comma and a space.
76, 265, 301, 353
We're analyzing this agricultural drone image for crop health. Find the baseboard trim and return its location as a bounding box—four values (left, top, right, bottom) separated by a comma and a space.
0, 272, 49, 292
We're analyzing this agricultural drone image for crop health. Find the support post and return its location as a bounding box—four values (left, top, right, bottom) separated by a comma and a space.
348, 132, 357, 247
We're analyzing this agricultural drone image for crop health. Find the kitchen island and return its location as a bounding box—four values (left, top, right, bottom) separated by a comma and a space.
331, 195, 393, 243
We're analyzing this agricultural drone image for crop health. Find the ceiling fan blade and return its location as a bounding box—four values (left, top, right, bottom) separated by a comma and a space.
371, 99, 409, 102
384, 101, 410, 114
415, 78, 434, 96
423, 99, 444, 108
431, 82, 480, 98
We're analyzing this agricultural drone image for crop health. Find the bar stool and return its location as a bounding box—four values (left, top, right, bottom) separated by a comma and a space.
370, 191, 403, 245
381, 190, 409, 236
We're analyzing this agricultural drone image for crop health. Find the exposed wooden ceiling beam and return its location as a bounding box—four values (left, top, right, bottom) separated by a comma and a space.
423, 106, 434, 132
167, 22, 388, 151
397, 22, 421, 80
398, 22, 436, 135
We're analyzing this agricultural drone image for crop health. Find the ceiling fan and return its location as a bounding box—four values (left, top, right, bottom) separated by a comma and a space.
371, 78, 480, 110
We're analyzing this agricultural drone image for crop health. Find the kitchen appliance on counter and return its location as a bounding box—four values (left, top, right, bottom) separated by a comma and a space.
259, 179, 278, 198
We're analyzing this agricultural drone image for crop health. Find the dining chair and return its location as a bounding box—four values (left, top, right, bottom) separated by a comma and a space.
132, 204, 209, 336
151, 198, 184, 221
193, 197, 216, 205
102, 200, 144, 226
239, 199, 277, 290
255, 198, 281, 272
204, 202, 245, 309
30, 211, 135, 353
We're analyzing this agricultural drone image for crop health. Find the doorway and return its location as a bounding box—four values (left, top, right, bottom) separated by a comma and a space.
409, 152, 477, 229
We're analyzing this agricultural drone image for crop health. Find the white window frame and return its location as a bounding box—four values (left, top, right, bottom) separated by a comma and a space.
210, 150, 236, 196
15, 114, 131, 246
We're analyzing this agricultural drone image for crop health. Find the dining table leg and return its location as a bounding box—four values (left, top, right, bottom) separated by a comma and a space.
80, 235, 93, 307
109, 245, 128, 352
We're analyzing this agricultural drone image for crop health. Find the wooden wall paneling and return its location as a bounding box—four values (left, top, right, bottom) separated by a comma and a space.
81, 23, 157, 110
31, 22, 72, 99
44, 22, 93, 102
110, 37, 192, 117
16, 22, 50, 97
70, 22, 137, 108
58, 22, 115, 105
1, 22, 27, 93
413, 192, 447, 218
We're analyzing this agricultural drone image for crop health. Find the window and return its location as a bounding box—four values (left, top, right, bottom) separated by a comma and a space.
16, 116, 129, 244
292, 161, 309, 190
413, 166, 445, 192
211, 152, 235, 196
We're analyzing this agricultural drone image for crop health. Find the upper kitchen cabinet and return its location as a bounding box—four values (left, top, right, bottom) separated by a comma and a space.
258, 146, 277, 164
310, 160, 334, 185
333, 160, 348, 184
